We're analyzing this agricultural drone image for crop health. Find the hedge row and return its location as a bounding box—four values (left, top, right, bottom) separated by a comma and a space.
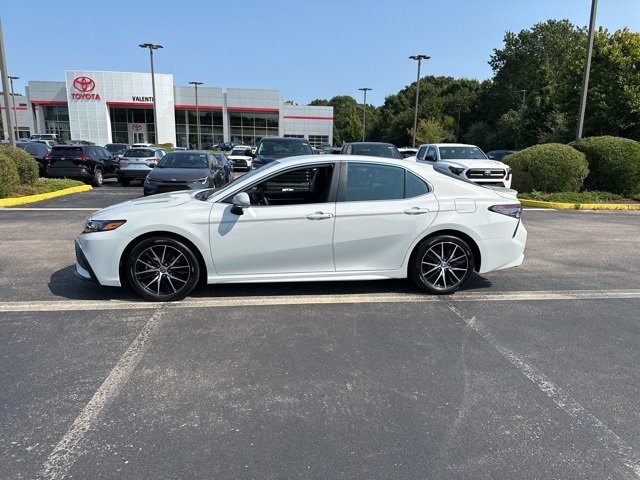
0, 145, 40, 198
504, 136, 640, 195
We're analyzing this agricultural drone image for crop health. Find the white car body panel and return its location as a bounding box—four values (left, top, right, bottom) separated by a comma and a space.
75, 156, 526, 292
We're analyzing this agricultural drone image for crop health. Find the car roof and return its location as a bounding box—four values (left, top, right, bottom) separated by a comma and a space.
260, 137, 309, 142
420, 143, 480, 148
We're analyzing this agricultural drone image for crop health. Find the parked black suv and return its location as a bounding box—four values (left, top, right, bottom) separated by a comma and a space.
45, 145, 117, 187
250, 137, 314, 169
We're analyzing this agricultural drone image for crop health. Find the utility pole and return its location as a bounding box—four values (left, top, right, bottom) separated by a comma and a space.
0, 20, 16, 146
139, 43, 163, 144
8, 75, 19, 140
189, 81, 203, 149
576, 0, 598, 140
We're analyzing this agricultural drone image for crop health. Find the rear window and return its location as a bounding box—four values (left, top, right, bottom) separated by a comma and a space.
51, 147, 84, 156
124, 149, 155, 157
258, 140, 313, 156
105, 144, 128, 154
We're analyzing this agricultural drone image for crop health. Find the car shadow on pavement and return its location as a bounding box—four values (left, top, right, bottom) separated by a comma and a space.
49, 267, 493, 301
48, 266, 140, 301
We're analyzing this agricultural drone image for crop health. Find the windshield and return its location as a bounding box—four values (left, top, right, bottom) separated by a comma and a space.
124, 149, 155, 158
157, 153, 209, 169
230, 148, 249, 155
105, 144, 127, 154
257, 140, 313, 157
351, 143, 403, 159
438, 146, 487, 160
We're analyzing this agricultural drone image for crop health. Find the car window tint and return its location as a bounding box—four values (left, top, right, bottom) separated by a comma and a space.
345, 163, 405, 202
406, 171, 429, 198
124, 149, 155, 157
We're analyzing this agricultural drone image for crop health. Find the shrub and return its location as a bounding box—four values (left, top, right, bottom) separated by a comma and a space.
0, 153, 20, 198
504, 143, 588, 193
0, 145, 39, 184
153, 143, 174, 151
571, 136, 640, 195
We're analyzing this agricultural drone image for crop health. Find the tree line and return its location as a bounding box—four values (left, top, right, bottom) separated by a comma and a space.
310, 20, 640, 150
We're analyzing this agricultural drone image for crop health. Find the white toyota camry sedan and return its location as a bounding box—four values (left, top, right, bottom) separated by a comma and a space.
74, 155, 527, 301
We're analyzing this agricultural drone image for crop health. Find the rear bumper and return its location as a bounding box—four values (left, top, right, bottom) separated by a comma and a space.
47, 166, 92, 180
119, 169, 152, 179
477, 222, 527, 273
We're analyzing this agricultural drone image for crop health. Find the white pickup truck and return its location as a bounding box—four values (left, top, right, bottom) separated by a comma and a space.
413, 143, 512, 188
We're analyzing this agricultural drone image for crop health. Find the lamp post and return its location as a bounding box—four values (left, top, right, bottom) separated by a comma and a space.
139, 43, 163, 144
358, 87, 371, 142
8, 75, 19, 140
517, 89, 526, 149
189, 81, 203, 149
409, 54, 430, 148
576, 0, 598, 140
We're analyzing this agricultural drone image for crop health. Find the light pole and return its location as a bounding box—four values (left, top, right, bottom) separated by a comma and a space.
409, 54, 430, 148
576, 0, 598, 140
189, 81, 203, 149
8, 75, 19, 140
139, 43, 163, 144
517, 89, 526, 149
358, 87, 371, 141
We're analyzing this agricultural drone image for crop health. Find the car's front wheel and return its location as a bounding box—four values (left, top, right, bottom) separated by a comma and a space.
127, 236, 200, 301
411, 235, 474, 294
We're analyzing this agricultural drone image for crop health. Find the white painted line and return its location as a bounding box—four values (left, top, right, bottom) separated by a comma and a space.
1, 289, 639, 313
444, 301, 640, 478
39, 305, 166, 480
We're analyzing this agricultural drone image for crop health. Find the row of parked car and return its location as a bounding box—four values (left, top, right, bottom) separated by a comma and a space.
225, 138, 514, 189
7, 133, 515, 193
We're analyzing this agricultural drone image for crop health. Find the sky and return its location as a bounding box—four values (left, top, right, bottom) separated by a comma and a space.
1, 0, 639, 106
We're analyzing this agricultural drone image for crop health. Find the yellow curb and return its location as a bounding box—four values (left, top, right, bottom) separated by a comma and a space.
520, 198, 640, 211
0, 185, 93, 207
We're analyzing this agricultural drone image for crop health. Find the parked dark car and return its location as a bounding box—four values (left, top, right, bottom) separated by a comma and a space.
212, 152, 235, 183
16, 141, 51, 176
340, 142, 404, 159
143, 151, 231, 196
45, 145, 117, 187
250, 137, 314, 169
486, 150, 517, 161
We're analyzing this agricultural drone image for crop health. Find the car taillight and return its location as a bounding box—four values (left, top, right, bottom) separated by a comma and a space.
146, 157, 160, 166
489, 204, 522, 219
43, 156, 52, 161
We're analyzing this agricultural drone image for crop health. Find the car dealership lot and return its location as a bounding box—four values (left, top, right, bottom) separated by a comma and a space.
1, 183, 640, 479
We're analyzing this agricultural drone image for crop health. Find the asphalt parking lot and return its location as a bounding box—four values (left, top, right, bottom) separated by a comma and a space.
1, 180, 639, 479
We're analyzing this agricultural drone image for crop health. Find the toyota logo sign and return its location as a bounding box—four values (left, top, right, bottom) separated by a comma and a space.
73, 76, 96, 93
131, 124, 143, 132
70, 76, 101, 100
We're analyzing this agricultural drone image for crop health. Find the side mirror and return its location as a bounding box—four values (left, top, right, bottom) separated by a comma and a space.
231, 192, 251, 215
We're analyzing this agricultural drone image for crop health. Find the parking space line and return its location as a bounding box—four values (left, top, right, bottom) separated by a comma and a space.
1, 289, 640, 314
39, 305, 166, 480
444, 300, 640, 478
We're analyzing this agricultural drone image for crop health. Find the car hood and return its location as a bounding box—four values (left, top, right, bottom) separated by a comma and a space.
92, 191, 196, 219
147, 167, 209, 181
439, 159, 508, 169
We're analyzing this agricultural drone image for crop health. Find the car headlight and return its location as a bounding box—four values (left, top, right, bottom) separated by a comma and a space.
190, 177, 208, 185
449, 166, 465, 175
505, 167, 512, 180
83, 219, 127, 233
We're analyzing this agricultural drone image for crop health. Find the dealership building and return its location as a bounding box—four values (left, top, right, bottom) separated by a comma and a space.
1, 70, 334, 148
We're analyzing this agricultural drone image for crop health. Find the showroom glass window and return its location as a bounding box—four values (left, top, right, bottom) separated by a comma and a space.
344, 163, 429, 202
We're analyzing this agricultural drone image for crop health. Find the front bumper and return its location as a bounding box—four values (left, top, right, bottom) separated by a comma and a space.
74, 231, 130, 287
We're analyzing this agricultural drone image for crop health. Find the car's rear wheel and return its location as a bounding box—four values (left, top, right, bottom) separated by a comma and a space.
92, 168, 103, 187
127, 236, 200, 301
411, 235, 474, 294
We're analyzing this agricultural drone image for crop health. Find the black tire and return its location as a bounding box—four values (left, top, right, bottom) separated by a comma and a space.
92, 168, 104, 187
410, 235, 474, 295
127, 236, 200, 301
119, 178, 131, 187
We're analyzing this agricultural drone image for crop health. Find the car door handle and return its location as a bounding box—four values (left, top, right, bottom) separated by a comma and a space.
404, 207, 430, 215
306, 212, 334, 220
